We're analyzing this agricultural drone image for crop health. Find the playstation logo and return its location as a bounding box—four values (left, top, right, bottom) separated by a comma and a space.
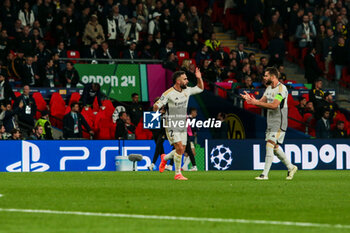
6, 141, 50, 172
143, 110, 161, 129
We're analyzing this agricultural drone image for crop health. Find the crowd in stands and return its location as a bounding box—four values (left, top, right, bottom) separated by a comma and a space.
0, 0, 348, 139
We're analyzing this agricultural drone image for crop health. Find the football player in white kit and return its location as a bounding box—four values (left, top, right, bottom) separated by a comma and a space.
153, 68, 203, 180
241, 67, 298, 180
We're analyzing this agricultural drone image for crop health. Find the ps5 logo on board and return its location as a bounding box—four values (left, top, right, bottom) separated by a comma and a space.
6, 141, 50, 172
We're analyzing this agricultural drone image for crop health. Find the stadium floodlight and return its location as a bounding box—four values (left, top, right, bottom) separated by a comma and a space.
128, 154, 143, 171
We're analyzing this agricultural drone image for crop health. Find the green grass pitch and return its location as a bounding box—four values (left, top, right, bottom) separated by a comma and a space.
0, 170, 349, 233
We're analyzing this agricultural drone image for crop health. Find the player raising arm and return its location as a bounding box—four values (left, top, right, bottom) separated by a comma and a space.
241, 67, 298, 180
153, 68, 203, 180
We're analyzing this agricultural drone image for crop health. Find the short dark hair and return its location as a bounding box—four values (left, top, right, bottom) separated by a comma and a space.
131, 93, 138, 98
265, 67, 279, 78
119, 111, 126, 118
70, 102, 79, 109
11, 128, 20, 135
189, 107, 197, 113
172, 70, 185, 84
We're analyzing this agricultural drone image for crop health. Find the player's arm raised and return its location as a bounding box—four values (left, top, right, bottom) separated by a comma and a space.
195, 67, 204, 90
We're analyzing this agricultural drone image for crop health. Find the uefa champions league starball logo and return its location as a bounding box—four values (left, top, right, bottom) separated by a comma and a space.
210, 145, 233, 170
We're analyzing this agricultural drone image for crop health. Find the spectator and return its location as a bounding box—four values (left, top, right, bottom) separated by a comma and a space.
236, 63, 251, 83
187, 6, 200, 35
28, 125, 44, 140
315, 24, 326, 57
207, 59, 223, 83
10, 128, 21, 140
42, 59, 58, 87
251, 64, 264, 82
21, 56, 40, 86
201, 8, 214, 40
159, 40, 175, 60
140, 43, 154, 59
316, 109, 331, 139
160, 7, 174, 40
0, 124, 10, 139
260, 56, 269, 70
186, 32, 202, 56
148, 12, 161, 36
267, 13, 283, 39
195, 45, 210, 66
242, 76, 254, 89
35, 110, 53, 139
221, 59, 238, 81
304, 47, 323, 84
236, 43, 248, 65
103, 10, 123, 50
268, 32, 285, 67
163, 52, 178, 72
13, 85, 37, 134
115, 111, 129, 139
122, 42, 138, 59
124, 17, 142, 43
253, 14, 264, 42
127, 93, 143, 126
60, 61, 79, 88
309, 79, 325, 111
82, 83, 102, 107
205, 33, 221, 54
332, 121, 348, 138
63, 7, 79, 48
35, 41, 51, 74
213, 112, 227, 139
83, 41, 99, 61
1, 0, 16, 33
296, 96, 307, 116
316, 92, 338, 122
0, 102, 19, 133
295, 14, 316, 48
98, 41, 117, 63
323, 28, 336, 74
63, 102, 94, 139
0, 29, 9, 62
278, 65, 287, 82
82, 14, 105, 46
18, 2, 35, 28
212, 44, 230, 66
332, 36, 347, 82
52, 41, 67, 71
17, 26, 36, 56
0, 72, 16, 106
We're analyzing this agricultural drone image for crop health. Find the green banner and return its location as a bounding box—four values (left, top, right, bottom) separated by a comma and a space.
75, 64, 142, 101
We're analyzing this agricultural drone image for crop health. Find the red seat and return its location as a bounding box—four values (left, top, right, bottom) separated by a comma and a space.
176, 51, 189, 65
67, 50, 80, 64
288, 107, 304, 132
94, 108, 114, 139
68, 92, 81, 107
223, 46, 231, 54
49, 93, 66, 129
135, 119, 153, 139
189, 59, 196, 67
32, 92, 47, 120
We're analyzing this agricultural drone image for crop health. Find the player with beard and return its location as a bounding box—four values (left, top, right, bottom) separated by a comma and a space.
153, 68, 203, 180
241, 67, 298, 180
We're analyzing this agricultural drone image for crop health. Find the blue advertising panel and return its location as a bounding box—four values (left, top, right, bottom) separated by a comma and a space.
0, 140, 172, 172
206, 139, 350, 171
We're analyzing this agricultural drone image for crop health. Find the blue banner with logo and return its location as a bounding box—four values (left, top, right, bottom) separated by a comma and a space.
0, 140, 172, 172
206, 139, 350, 170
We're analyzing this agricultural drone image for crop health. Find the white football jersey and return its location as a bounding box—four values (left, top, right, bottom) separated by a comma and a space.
263, 82, 288, 131
155, 86, 203, 130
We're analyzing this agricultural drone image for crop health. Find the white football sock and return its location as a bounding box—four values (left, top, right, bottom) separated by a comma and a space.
274, 146, 293, 171
164, 150, 175, 161
174, 152, 182, 175
262, 143, 274, 177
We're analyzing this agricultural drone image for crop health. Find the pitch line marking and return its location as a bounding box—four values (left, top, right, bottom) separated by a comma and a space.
0, 208, 349, 229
